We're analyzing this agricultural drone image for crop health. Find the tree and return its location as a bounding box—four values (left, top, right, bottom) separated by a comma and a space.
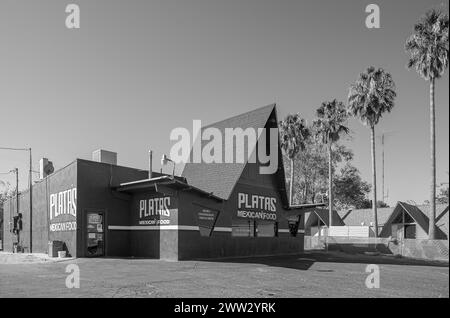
0, 181, 15, 240
0, 181, 15, 203
284, 140, 355, 206
405, 8, 449, 239
334, 164, 371, 210
313, 100, 349, 226
279, 114, 310, 205
437, 185, 449, 204
288, 138, 328, 205
348, 67, 396, 237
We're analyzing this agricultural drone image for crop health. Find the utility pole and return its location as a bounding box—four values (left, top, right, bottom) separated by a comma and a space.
29, 148, 33, 253
15, 168, 19, 217
0, 146, 33, 253
381, 134, 385, 204
378, 131, 396, 204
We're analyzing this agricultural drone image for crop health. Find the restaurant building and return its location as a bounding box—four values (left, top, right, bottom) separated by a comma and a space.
2, 104, 319, 260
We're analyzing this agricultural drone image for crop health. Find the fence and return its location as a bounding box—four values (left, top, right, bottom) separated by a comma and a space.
304, 235, 449, 261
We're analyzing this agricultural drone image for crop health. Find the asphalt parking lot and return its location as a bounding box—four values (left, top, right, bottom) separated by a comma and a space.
0, 251, 448, 298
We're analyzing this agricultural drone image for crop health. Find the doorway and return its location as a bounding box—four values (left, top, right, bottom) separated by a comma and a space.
86, 212, 105, 257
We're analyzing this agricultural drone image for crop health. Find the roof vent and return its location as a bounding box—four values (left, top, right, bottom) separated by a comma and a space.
92, 149, 117, 165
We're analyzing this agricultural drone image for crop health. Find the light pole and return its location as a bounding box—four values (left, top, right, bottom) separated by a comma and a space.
0, 147, 33, 253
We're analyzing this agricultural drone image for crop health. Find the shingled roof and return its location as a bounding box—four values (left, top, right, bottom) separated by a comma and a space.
338, 207, 395, 227
305, 209, 345, 228
339, 202, 449, 239
379, 202, 448, 238
181, 104, 280, 200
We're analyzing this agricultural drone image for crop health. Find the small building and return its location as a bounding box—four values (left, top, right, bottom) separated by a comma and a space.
379, 202, 448, 240
304, 209, 345, 237
338, 202, 449, 239
338, 206, 395, 237
2, 104, 318, 260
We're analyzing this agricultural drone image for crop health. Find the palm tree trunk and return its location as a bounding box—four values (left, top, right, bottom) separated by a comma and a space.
289, 158, 294, 206
429, 78, 436, 239
328, 142, 333, 228
370, 126, 379, 237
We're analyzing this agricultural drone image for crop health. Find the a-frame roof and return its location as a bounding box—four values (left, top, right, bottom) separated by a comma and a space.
379, 201, 432, 237
181, 104, 285, 201
305, 209, 345, 228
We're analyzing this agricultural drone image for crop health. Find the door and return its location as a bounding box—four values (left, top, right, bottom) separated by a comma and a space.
86, 212, 104, 257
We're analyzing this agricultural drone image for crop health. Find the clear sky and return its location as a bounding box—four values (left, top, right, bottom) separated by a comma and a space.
0, 0, 448, 206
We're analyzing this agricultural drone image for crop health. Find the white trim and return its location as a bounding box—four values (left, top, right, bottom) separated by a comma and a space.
108, 225, 233, 232
119, 176, 170, 187
278, 229, 304, 234
214, 227, 232, 232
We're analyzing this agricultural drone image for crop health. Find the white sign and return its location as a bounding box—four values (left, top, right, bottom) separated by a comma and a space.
238, 193, 276, 212
49, 188, 77, 221
237, 193, 277, 220
139, 197, 171, 219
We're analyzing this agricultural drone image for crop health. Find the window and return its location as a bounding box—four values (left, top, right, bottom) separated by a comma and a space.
256, 221, 277, 237
404, 224, 416, 239
232, 219, 255, 237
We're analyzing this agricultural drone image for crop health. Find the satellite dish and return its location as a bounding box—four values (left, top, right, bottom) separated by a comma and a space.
44, 161, 54, 175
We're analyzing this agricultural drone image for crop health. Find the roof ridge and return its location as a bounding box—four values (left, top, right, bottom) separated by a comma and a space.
201, 103, 276, 129
181, 104, 279, 200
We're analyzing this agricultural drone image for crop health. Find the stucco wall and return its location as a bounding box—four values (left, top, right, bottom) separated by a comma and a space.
2, 161, 77, 256
178, 231, 304, 260
76, 159, 148, 257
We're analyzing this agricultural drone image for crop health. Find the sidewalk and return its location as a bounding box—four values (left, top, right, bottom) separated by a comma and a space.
0, 252, 75, 265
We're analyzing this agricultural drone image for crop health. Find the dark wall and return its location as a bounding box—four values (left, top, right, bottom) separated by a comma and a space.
2, 161, 77, 255
178, 191, 225, 227
172, 161, 304, 260
76, 159, 148, 257
128, 191, 179, 258
178, 231, 304, 260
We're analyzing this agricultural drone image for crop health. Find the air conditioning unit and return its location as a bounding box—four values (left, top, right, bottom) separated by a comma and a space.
92, 149, 117, 165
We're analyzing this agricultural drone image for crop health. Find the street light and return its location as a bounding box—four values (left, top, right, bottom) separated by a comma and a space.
0, 147, 33, 253
161, 154, 175, 178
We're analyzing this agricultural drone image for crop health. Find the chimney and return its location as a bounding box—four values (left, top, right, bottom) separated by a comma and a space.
39, 158, 54, 179
92, 149, 117, 165
149, 150, 153, 179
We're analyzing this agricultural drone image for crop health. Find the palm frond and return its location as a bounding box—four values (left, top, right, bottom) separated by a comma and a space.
405, 8, 449, 80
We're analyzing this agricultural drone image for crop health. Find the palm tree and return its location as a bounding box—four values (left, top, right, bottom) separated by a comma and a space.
313, 100, 349, 227
279, 114, 310, 206
348, 67, 396, 237
405, 8, 449, 239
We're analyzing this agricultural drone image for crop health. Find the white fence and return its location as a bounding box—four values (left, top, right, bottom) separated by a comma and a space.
328, 226, 375, 237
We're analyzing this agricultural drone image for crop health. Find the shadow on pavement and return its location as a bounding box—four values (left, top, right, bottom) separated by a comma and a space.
197, 251, 449, 271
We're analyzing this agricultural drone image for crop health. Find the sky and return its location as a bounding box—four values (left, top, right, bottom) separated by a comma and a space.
0, 0, 448, 206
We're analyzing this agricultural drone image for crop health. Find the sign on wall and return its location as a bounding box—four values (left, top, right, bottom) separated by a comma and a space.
237, 192, 277, 221
194, 204, 220, 237
138, 196, 173, 225
49, 187, 77, 232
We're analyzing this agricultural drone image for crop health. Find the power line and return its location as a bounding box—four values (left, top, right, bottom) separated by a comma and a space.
0, 147, 30, 151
